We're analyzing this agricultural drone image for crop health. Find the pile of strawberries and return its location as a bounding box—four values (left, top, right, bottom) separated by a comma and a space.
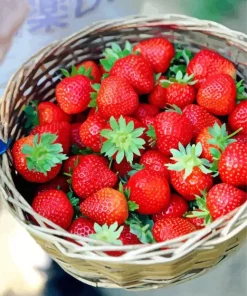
11, 37, 247, 254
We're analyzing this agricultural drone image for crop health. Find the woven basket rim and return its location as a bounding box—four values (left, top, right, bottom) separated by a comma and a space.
0, 14, 247, 265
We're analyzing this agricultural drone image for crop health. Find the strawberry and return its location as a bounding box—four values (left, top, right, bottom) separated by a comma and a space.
30, 121, 71, 154
126, 169, 170, 215
196, 123, 241, 162
113, 158, 132, 177
187, 49, 236, 88
160, 71, 196, 109
133, 37, 175, 73
56, 74, 91, 114
197, 74, 236, 116
218, 142, 247, 187
102, 42, 154, 94
206, 183, 246, 220
234, 133, 247, 144
153, 194, 188, 222
148, 75, 167, 108
12, 133, 67, 183
72, 154, 117, 199
101, 116, 145, 164
76, 60, 101, 83
71, 123, 85, 149
151, 108, 193, 156
32, 190, 74, 229
183, 104, 222, 139
140, 115, 155, 129
36, 175, 69, 195
80, 188, 128, 225
167, 143, 213, 200
79, 112, 106, 153
152, 217, 196, 242
37, 102, 71, 125
63, 155, 85, 174
95, 76, 139, 119
228, 101, 247, 135
105, 225, 141, 256
133, 103, 159, 121
139, 150, 170, 179
69, 217, 95, 237
185, 211, 205, 229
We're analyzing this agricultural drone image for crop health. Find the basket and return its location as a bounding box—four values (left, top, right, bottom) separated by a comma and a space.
0, 14, 247, 292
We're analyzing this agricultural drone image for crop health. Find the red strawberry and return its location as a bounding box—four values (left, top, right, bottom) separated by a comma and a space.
127, 169, 170, 215
183, 104, 222, 139
37, 102, 71, 125
76, 60, 101, 83
152, 217, 196, 242
72, 154, 117, 199
206, 183, 246, 220
56, 75, 91, 114
234, 133, 247, 144
32, 190, 74, 229
133, 103, 159, 121
69, 217, 95, 237
161, 71, 196, 109
80, 188, 128, 225
102, 42, 154, 94
187, 49, 236, 88
153, 194, 188, 222
228, 101, 247, 135
71, 123, 85, 149
79, 113, 106, 153
36, 176, 69, 195
31, 121, 71, 154
185, 211, 205, 229
197, 74, 236, 116
96, 76, 139, 119
133, 37, 175, 73
140, 115, 155, 129
113, 158, 132, 177
196, 123, 240, 162
106, 225, 141, 256
139, 150, 170, 179
167, 143, 213, 200
101, 116, 146, 164
12, 133, 66, 183
148, 75, 167, 108
219, 142, 247, 187
152, 110, 192, 156
63, 155, 85, 174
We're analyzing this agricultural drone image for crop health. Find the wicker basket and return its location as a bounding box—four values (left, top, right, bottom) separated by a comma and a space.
0, 14, 247, 291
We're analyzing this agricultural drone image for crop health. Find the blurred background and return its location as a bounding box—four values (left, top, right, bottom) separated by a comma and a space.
0, 0, 246, 295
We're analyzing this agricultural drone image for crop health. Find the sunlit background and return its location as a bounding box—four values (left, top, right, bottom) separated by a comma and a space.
0, 1, 246, 295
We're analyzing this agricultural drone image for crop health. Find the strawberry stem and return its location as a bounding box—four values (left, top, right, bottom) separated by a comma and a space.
89, 222, 124, 245
22, 133, 68, 174
167, 142, 212, 179
101, 116, 146, 164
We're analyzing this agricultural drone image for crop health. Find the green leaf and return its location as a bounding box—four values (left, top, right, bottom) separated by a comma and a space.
24, 101, 39, 130
100, 59, 112, 72
71, 65, 78, 77
92, 83, 101, 92
128, 201, 139, 211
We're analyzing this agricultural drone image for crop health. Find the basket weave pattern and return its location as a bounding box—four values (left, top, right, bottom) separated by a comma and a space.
0, 15, 247, 291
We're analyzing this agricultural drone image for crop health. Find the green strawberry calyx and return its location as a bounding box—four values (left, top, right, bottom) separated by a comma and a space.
208, 123, 242, 175
100, 116, 146, 164
100, 41, 136, 72
146, 125, 157, 147
165, 104, 183, 114
167, 142, 212, 180
126, 213, 155, 244
89, 222, 124, 245
88, 83, 101, 108
61, 65, 94, 80
185, 190, 212, 225
24, 100, 39, 130
119, 182, 139, 212
21, 133, 68, 174
236, 80, 247, 102
168, 47, 193, 77
160, 70, 197, 87
128, 163, 144, 177
67, 190, 81, 219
